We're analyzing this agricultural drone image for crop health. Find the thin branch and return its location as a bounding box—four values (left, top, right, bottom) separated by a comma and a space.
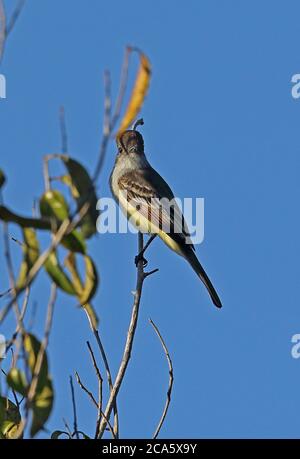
18, 284, 57, 440
86, 341, 103, 439
59, 105, 68, 153
69, 375, 79, 440
2, 219, 26, 340
93, 46, 131, 182
0, 0, 26, 64
0, 1, 6, 63
98, 232, 158, 438
93, 70, 112, 182
75, 371, 116, 439
111, 46, 131, 128
43, 155, 51, 192
149, 318, 174, 439
5, 287, 30, 353
75, 371, 98, 408
62, 418, 72, 437
0, 287, 11, 298
83, 311, 119, 438
27, 284, 56, 402
6, 0, 26, 36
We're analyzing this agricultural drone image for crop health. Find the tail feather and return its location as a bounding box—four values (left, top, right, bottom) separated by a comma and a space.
185, 249, 222, 308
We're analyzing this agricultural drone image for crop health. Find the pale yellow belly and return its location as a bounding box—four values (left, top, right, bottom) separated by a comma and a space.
118, 193, 184, 257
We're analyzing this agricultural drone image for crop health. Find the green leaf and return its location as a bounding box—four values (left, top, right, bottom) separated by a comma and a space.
39, 190, 86, 254
0, 397, 22, 439
64, 253, 99, 304
7, 368, 28, 396
39, 190, 69, 221
64, 252, 99, 328
0, 205, 51, 230
44, 252, 77, 295
61, 228, 86, 254
80, 255, 99, 304
0, 169, 6, 189
16, 228, 40, 289
51, 430, 71, 439
24, 333, 48, 392
61, 157, 99, 238
30, 377, 54, 437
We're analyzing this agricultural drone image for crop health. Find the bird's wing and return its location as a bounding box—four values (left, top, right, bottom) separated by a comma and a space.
118, 168, 194, 249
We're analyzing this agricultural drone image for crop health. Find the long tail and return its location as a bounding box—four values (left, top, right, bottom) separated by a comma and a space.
185, 249, 222, 308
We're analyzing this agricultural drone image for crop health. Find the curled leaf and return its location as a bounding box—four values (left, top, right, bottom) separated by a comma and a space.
0, 397, 22, 439
65, 253, 99, 304
7, 368, 28, 397
117, 50, 151, 134
51, 430, 71, 439
61, 157, 99, 239
64, 252, 99, 328
44, 252, 77, 295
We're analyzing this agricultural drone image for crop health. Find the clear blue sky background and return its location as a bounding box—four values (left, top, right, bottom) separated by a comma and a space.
1, 0, 300, 439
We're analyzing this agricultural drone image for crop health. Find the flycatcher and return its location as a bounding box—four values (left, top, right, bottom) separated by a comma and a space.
110, 126, 222, 308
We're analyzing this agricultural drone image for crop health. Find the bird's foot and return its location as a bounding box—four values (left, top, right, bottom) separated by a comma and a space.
134, 252, 148, 268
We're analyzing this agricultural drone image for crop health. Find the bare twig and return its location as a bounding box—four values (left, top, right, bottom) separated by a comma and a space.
83, 312, 119, 438
62, 418, 72, 437
149, 318, 174, 439
59, 106, 68, 153
43, 155, 51, 192
0, 287, 11, 298
111, 46, 131, 128
6, 287, 30, 353
0, 1, 6, 62
0, 0, 26, 63
93, 46, 131, 182
2, 220, 26, 339
1, 367, 20, 408
75, 371, 98, 408
93, 70, 112, 182
26, 284, 56, 404
75, 371, 116, 439
11, 236, 24, 247
69, 375, 79, 440
98, 232, 158, 438
86, 341, 103, 439
6, 0, 26, 36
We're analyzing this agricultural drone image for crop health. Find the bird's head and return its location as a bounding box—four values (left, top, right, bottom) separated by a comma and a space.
116, 130, 144, 156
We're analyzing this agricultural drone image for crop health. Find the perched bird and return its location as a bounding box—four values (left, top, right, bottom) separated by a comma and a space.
110, 125, 222, 308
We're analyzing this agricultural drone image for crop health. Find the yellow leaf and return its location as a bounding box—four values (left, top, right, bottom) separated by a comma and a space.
117, 50, 151, 134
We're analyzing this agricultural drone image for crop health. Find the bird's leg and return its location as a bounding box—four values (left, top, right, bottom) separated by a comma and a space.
134, 234, 157, 267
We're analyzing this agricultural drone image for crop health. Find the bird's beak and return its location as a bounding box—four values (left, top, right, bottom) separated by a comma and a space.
128, 144, 138, 153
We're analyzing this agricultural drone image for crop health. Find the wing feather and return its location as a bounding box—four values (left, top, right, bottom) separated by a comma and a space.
118, 169, 194, 248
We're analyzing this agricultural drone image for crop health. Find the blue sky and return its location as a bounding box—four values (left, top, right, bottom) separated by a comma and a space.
1, 0, 300, 438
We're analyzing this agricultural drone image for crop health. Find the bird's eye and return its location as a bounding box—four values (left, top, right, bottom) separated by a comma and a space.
118, 146, 122, 153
